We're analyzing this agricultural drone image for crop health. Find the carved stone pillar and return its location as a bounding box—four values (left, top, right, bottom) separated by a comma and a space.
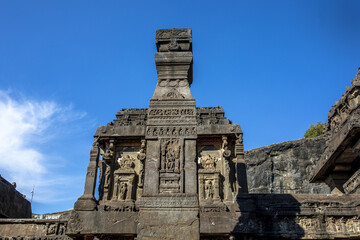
138, 28, 199, 240
222, 136, 233, 201
185, 139, 197, 194
235, 132, 248, 194
143, 140, 160, 195
74, 142, 100, 211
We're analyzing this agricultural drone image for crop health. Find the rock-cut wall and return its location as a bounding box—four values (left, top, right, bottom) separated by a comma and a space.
245, 137, 330, 194
0, 175, 31, 218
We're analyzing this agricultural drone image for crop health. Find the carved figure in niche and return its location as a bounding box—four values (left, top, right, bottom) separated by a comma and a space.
49, 224, 56, 235
346, 218, 355, 233
117, 154, 135, 169
98, 161, 111, 200
119, 182, 128, 200
335, 217, 343, 232
114, 176, 128, 201
205, 180, 214, 199
137, 140, 146, 187
58, 224, 66, 235
104, 164, 111, 186
200, 154, 216, 170
161, 139, 180, 172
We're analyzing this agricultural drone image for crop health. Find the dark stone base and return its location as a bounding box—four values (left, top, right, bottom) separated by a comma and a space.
74, 195, 97, 211
137, 195, 200, 240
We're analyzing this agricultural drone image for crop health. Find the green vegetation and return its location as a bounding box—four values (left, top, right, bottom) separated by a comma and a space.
304, 121, 326, 138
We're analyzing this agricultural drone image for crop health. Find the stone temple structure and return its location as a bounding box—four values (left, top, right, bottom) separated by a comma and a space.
0, 28, 360, 240
70, 28, 246, 239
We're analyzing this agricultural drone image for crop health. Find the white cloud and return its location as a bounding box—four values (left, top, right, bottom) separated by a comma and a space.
0, 90, 86, 206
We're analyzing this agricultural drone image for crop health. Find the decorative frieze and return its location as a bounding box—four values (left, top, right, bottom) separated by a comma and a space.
158, 79, 189, 87
146, 126, 196, 137
138, 196, 198, 209
46, 222, 67, 235
103, 204, 136, 212
231, 215, 360, 237
115, 108, 147, 126
149, 108, 195, 116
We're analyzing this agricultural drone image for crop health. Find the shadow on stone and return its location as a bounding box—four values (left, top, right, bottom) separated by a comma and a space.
231, 193, 305, 240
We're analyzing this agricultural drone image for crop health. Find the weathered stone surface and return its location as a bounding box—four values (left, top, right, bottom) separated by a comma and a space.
231, 193, 360, 239
0, 175, 31, 218
245, 137, 330, 194
137, 196, 199, 240
0, 219, 70, 239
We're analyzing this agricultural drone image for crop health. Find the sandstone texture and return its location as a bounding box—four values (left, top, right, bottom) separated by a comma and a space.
245, 137, 331, 194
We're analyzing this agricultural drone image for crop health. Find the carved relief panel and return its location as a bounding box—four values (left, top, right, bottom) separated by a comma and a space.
98, 139, 145, 204
113, 153, 136, 202
198, 141, 222, 202
197, 137, 237, 203
159, 138, 182, 193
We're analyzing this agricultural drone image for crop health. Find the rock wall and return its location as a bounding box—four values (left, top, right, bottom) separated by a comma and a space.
0, 175, 31, 218
245, 137, 331, 194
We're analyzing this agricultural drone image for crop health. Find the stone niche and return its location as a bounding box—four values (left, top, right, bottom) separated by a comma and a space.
159, 138, 182, 193
98, 138, 146, 209
197, 136, 237, 208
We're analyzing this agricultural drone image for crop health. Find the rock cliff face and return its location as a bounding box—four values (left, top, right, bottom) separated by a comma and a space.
245, 137, 330, 194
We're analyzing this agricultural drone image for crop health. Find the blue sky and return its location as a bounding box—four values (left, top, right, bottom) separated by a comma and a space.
0, 1, 359, 214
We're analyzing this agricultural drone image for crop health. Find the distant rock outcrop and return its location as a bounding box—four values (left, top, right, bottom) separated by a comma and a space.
245, 137, 330, 194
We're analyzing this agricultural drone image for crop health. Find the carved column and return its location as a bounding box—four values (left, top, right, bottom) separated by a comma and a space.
74, 141, 100, 211
235, 132, 248, 193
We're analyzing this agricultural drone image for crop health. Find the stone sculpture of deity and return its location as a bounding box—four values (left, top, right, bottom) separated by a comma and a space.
205, 180, 214, 199
118, 182, 128, 200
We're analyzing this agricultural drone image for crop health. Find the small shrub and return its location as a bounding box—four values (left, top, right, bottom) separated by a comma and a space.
304, 121, 325, 138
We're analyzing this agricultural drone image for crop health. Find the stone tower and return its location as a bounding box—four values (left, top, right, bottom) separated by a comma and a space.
138, 28, 200, 239
70, 28, 245, 239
